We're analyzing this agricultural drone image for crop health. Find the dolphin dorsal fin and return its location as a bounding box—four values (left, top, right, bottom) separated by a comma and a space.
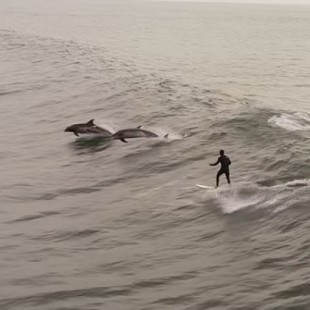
137, 125, 142, 129
87, 119, 94, 125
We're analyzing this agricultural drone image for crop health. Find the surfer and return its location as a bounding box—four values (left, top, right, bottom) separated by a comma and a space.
209, 150, 231, 188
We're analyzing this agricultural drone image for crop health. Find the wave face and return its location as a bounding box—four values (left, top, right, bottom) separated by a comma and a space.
0, 2, 310, 310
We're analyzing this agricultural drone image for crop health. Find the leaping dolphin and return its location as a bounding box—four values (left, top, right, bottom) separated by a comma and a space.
112, 127, 168, 143
64, 119, 112, 137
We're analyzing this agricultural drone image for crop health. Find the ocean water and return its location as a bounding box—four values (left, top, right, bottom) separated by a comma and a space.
0, 1, 310, 309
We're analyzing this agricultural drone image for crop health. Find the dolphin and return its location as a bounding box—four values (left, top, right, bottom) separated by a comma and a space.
112, 126, 168, 143
64, 119, 112, 137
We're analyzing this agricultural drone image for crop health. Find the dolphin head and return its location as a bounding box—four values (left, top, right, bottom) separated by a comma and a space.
64, 124, 80, 137
65, 119, 95, 133
64, 125, 76, 133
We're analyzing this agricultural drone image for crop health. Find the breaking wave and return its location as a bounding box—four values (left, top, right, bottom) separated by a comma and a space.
268, 112, 310, 131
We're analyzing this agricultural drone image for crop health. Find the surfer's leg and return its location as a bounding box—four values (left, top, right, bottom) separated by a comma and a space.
216, 170, 222, 188
225, 171, 231, 184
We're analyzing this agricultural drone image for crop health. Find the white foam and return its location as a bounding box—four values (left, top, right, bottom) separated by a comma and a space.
215, 184, 263, 214
268, 112, 310, 131
220, 195, 261, 214
213, 179, 309, 214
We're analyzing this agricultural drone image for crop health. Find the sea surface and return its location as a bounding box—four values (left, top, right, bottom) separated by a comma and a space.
0, 1, 310, 309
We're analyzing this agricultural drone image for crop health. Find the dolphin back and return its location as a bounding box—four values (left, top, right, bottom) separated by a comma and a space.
79, 126, 112, 136
113, 128, 158, 140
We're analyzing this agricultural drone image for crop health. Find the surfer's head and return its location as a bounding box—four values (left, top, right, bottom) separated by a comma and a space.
220, 149, 224, 156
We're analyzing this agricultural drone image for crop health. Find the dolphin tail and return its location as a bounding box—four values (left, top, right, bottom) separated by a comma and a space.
120, 138, 128, 143
164, 133, 169, 138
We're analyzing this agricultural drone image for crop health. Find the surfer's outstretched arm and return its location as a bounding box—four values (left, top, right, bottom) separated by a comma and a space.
209, 158, 219, 166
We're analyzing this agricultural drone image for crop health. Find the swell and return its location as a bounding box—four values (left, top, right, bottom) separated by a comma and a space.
0, 272, 197, 308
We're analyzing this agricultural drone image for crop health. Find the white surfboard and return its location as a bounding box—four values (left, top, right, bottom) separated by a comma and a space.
195, 184, 214, 190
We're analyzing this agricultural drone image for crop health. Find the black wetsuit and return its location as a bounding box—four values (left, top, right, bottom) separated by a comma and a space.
211, 155, 231, 187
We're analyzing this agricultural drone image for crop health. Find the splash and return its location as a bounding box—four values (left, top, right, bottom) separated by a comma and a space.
268, 112, 310, 131
212, 179, 309, 214
215, 183, 265, 214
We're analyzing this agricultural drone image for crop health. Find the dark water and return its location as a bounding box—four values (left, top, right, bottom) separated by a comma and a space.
0, 1, 310, 309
